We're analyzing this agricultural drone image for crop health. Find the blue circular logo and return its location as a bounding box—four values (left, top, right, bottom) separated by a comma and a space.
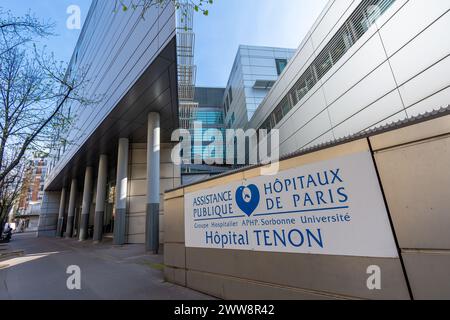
235, 184, 260, 217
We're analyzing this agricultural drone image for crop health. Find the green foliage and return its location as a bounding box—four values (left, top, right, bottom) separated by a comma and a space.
114, 0, 214, 18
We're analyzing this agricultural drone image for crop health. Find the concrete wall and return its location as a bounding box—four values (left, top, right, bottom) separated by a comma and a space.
371, 115, 450, 300
37, 191, 61, 237
164, 114, 450, 300
28, 216, 40, 231
127, 143, 181, 244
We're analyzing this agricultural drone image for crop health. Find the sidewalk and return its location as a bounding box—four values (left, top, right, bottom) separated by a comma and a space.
0, 233, 213, 300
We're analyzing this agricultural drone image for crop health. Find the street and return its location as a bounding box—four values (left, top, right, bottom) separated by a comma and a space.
0, 233, 212, 300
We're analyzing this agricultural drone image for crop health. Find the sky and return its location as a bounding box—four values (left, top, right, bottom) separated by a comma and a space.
195, 0, 328, 87
0, 0, 328, 87
0, 0, 92, 63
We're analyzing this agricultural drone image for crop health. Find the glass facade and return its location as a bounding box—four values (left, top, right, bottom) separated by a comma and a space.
192, 110, 225, 159
260, 0, 396, 132
187, 87, 226, 167
223, 45, 297, 129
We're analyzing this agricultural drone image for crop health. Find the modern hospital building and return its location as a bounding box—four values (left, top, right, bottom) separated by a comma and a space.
37, 0, 450, 300
247, 0, 450, 157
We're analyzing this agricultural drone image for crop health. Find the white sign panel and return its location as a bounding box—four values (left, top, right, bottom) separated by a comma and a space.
184, 151, 399, 258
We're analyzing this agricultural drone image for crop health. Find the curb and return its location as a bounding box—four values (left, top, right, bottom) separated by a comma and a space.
0, 250, 25, 261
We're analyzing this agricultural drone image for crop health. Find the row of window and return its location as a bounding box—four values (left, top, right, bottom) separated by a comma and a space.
196, 111, 224, 125
260, 0, 396, 132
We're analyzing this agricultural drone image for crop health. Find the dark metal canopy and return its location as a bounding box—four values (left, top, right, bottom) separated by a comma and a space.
46, 38, 179, 191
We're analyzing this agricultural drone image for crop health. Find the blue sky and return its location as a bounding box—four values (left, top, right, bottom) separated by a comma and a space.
195, 0, 328, 87
0, 0, 328, 87
0, 0, 92, 63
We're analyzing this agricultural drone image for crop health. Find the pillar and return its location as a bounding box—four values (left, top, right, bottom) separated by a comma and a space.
36, 192, 61, 237
93, 155, 108, 242
79, 167, 94, 241
146, 113, 160, 253
65, 179, 77, 238
113, 138, 129, 245
56, 188, 67, 237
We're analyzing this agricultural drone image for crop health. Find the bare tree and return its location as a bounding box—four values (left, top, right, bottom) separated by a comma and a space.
0, 9, 88, 186
0, 155, 26, 230
0, 8, 54, 55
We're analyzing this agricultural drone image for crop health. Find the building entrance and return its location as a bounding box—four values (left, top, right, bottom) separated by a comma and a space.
103, 182, 115, 236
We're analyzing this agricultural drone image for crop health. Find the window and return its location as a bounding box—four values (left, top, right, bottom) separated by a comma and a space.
274, 105, 283, 123
280, 97, 292, 117
349, 4, 371, 40
290, 66, 317, 106
269, 113, 276, 129
314, 50, 333, 79
275, 59, 288, 76
328, 24, 354, 65
228, 88, 233, 104
196, 111, 224, 125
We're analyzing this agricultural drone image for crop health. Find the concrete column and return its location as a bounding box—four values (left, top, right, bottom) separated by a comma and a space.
79, 167, 94, 241
113, 138, 129, 245
146, 113, 160, 253
36, 191, 61, 237
93, 155, 108, 242
65, 179, 77, 238
56, 188, 67, 237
